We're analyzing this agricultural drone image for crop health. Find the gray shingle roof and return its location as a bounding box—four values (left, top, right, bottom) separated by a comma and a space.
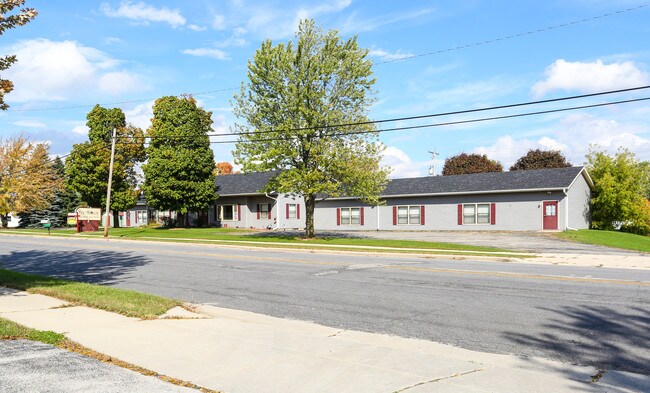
214, 166, 588, 197
382, 166, 587, 196
215, 171, 279, 195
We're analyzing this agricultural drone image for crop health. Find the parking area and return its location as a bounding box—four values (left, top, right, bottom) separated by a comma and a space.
345, 231, 641, 255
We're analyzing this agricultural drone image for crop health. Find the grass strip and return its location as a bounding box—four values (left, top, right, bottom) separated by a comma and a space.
555, 229, 650, 253
0, 317, 65, 345
3, 227, 516, 254
0, 269, 180, 319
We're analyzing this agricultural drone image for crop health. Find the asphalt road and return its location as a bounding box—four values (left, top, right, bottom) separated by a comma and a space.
1, 235, 649, 376
0, 340, 195, 392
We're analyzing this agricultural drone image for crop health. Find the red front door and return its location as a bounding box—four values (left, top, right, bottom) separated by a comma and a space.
543, 201, 558, 230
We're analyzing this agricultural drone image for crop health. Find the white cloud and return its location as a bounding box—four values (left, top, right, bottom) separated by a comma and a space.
381, 146, 439, 178
471, 112, 650, 168
368, 49, 414, 62
532, 59, 649, 97
72, 124, 89, 136
245, 0, 352, 39
188, 24, 207, 32
13, 120, 46, 128
98, 71, 145, 94
340, 8, 433, 34
123, 101, 154, 130
100, 1, 186, 28
103, 36, 124, 45
181, 48, 230, 60
212, 14, 226, 30
2, 39, 146, 103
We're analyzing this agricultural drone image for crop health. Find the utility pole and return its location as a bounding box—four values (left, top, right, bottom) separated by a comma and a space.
428, 149, 439, 176
104, 127, 117, 238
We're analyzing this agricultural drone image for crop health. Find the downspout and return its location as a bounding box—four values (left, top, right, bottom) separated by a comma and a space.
563, 188, 578, 231
265, 192, 280, 230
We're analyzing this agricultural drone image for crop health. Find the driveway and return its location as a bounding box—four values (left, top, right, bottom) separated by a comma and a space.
343, 231, 642, 255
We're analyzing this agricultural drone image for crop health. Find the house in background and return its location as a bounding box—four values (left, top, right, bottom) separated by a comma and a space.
213, 171, 305, 230
212, 166, 592, 232
315, 166, 592, 231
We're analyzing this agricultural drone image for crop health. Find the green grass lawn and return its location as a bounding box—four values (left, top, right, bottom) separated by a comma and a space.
5, 227, 519, 255
555, 229, 650, 253
0, 317, 65, 345
0, 269, 180, 319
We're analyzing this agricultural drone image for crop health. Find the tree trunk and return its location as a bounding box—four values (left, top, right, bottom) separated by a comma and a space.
113, 211, 120, 228
304, 194, 316, 238
0, 214, 7, 229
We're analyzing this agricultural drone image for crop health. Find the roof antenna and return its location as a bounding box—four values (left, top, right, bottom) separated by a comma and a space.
428, 149, 439, 176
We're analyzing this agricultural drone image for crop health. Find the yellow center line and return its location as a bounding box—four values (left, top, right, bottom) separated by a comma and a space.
383, 265, 650, 286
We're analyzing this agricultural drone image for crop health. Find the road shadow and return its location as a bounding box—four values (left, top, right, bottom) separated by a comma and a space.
0, 249, 151, 285
503, 304, 650, 376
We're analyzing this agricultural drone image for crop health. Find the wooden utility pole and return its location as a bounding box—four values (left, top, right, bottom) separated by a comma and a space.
103, 128, 117, 237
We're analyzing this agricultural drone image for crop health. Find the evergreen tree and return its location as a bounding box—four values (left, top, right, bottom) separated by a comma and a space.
442, 153, 503, 176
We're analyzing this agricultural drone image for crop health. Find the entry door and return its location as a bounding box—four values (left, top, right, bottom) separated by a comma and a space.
543, 201, 558, 230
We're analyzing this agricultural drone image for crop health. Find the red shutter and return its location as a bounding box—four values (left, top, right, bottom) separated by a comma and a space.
135, 213, 138, 223
297, 204, 300, 219
238, 204, 241, 221
214, 205, 218, 221
267, 204, 271, 219
421, 205, 425, 225
257, 204, 260, 219
286, 204, 289, 219
393, 206, 397, 225
457, 204, 462, 225
360, 207, 365, 226
491, 203, 496, 225
336, 208, 341, 226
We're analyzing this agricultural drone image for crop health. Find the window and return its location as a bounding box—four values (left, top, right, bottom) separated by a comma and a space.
137, 211, 147, 224
220, 205, 235, 220
463, 203, 490, 224
340, 207, 361, 225
260, 203, 269, 218
397, 205, 421, 225
288, 204, 297, 219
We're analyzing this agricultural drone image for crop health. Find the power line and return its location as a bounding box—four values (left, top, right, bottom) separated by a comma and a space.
113, 96, 650, 146
375, 3, 650, 65
117, 85, 650, 140
8, 4, 647, 114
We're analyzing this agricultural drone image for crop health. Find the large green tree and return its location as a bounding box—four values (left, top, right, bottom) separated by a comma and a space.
442, 153, 503, 176
510, 149, 571, 171
65, 105, 145, 226
232, 19, 389, 238
142, 96, 216, 226
0, 135, 61, 227
586, 146, 649, 233
1, 1, 37, 110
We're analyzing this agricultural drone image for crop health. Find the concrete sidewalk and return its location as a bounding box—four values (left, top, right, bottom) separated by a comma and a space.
1, 288, 647, 393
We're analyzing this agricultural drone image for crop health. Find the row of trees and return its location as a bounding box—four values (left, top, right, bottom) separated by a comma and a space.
441, 149, 571, 176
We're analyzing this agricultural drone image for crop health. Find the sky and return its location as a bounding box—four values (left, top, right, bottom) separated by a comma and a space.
1, 0, 649, 178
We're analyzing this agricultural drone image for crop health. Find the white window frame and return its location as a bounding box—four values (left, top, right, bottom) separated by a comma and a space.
340, 207, 361, 225
462, 203, 491, 225
288, 204, 297, 219
259, 203, 269, 219
397, 205, 421, 225
219, 205, 236, 221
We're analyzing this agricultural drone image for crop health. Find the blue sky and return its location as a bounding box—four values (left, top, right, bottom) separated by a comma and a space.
1, 0, 649, 177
